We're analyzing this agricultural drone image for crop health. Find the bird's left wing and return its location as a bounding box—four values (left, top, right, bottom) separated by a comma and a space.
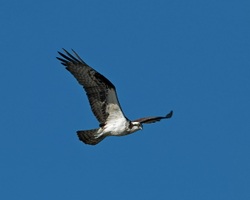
56, 49, 126, 125
132, 110, 173, 124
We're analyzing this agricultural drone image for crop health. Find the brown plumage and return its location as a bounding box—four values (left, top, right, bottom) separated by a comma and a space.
57, 49, 173, 145
132, 110, 173, 124
57, 49, 121, 125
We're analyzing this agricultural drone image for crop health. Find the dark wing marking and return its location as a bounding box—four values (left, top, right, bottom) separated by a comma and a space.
132, 110, 173, 124
56, 49, 125, 124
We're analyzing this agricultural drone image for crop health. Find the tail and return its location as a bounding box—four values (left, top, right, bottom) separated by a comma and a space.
77, 128, 106, 145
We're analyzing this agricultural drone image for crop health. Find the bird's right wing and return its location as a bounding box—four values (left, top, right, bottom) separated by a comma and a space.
132, 110, 173, 124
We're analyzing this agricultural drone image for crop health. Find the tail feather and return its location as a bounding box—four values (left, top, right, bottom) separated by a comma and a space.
77, 129, 106, 145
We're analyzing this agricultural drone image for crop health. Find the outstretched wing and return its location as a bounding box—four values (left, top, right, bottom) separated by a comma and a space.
132, 110, 173, 124
56, 49, 126, 124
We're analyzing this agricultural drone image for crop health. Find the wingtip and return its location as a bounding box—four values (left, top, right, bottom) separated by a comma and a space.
57, 48, 66, 54
166, 110, 173, 118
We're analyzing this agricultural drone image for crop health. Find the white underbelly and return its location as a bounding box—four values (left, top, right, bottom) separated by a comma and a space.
103, 119, 129, 136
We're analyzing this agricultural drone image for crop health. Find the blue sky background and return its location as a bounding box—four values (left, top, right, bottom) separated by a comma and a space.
1, 0, 250, 199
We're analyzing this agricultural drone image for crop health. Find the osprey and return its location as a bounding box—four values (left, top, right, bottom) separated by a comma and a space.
57, 49, 173, 145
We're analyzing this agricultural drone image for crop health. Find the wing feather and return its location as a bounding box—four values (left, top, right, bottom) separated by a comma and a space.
56, 49, 126, 124
132, 110, 173, 124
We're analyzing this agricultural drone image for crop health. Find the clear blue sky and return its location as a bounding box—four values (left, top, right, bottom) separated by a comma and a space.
1, 0, 249, 199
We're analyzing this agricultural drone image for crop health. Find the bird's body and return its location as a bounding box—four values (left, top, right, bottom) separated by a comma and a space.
57, 49, 173, 145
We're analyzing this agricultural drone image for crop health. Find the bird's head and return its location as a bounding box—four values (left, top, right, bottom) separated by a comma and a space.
130, 121, 143, 133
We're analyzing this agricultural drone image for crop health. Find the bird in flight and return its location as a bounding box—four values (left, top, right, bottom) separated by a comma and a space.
57, 49, 173, 145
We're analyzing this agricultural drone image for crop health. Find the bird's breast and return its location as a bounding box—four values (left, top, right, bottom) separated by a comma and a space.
103, 118, 130, 136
